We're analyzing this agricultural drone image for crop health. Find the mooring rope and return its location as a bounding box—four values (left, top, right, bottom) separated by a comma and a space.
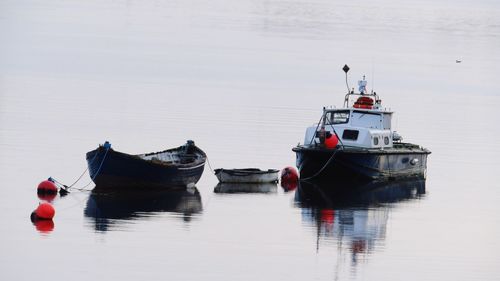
300, 147, 342, 181
64, 150, 99, 189
90, 147, 110, 182
51, 146, 110, 192
301, 120, 344, 182
205, 154, 216, 175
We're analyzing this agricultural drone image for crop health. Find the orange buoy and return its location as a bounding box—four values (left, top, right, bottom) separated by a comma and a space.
34, 203, 55, 220
37, 180, 58, 195
324, 133, 339, 149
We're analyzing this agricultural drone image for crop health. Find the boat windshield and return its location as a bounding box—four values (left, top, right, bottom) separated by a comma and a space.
326, 110, 350, 124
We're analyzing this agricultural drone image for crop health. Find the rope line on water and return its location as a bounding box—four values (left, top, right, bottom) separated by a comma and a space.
205, 154, 216, 175
65, 168, 88, 188
199, 155, 218, 212
51, 146, 110, 193
64, 150, 99, 189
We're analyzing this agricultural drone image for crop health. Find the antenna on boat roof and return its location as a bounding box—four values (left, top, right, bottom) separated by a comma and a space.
371, 64, 375, 94
343, 64, 350, 93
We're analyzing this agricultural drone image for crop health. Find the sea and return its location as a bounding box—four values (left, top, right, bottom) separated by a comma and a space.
0, 0, 499, 280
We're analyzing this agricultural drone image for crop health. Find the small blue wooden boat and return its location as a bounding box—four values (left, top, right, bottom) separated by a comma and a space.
86, 140, 206, 190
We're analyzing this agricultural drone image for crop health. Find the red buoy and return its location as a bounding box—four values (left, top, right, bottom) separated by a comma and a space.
281, 166, 298, 191
37, 180, 58, 195
281, 166, 298, 182
34, 203, 55, 220
353, 96, 374, 109
280, 180, 298, 192
325, 133, 339, 149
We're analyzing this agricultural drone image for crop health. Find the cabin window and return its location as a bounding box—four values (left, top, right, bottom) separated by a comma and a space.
384, 136, 390, 145
351, 111, 382, 129
326, 111, 350, 125
342, 130, 359, 140
373, 137, 379, 145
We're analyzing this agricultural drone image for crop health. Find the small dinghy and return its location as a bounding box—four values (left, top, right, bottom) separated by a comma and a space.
214, 168, 279, 183
86, 140, 206, 190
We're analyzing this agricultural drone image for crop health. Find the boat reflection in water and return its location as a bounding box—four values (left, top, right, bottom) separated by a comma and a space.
295, 179, 425, 269
84, 187, 202, 232
214, 182, 278, 194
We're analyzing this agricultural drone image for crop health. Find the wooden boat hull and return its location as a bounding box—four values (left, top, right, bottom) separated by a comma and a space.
293, 143, 430, 182
214, 168, 279, 183
86, 142, 206, 190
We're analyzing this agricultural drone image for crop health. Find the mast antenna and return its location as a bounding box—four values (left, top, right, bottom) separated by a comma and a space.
371, 64, 375, 94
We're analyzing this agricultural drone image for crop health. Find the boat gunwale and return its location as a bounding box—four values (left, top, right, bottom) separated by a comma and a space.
86, 145, 207, 168
214, 168, 279, 176
293, 143, 431, 155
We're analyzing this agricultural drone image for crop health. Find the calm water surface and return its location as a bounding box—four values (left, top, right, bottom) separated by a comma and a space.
1, 0, 499, 280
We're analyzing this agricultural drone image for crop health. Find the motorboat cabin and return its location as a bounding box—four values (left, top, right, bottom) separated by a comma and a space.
304, 107, 396, 150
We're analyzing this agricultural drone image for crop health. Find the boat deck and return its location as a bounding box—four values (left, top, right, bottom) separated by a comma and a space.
294, 142, 431, 155
138, 150, 201, 165
139, 151, 180, 163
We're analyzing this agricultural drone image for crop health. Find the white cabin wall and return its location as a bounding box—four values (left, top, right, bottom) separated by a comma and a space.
303, 125, 393, 148
351, 112, 383, 129
368, 129, 393, 148
302, 110, 394, 149
383, 113, 392, 130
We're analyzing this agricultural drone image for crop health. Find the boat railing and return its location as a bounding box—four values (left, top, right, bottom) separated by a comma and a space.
343, 91, 380, 108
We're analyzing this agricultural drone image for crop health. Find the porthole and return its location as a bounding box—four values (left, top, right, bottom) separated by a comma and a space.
384, 136, 390, 145
373, 137, 379, 145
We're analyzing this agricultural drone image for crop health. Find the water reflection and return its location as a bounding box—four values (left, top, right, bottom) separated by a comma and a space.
84, 188, 202, 232
31, 219, 55, 234
214, 182, 278, 194
296, 179, 426, 209
295, 179, 425, 269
